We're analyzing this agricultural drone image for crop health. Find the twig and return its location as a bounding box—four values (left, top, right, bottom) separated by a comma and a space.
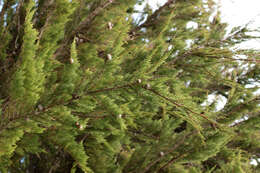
141, 132, 194, 173
37, 0, 55, 41
0, 82, 136, 132
158, 153, 187, 171
71, 111, 108, 119
86, 83, 135, 94
142, 86, 219, 128
52, 0, 115, 59
0, 1, 8, 24
220, 96, 260, 124
131, 0, 176, 33
205, 55, 260, 64
75, 0, 115, 33
14, 0, 23, 50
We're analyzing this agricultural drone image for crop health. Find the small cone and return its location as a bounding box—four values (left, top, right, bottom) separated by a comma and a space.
107, 54, 112, 61
107, 22, 113, 30
70, 58, 74, 64
38, 104, 43, 111
145, 83, 151, 89
160, 151, 164, 156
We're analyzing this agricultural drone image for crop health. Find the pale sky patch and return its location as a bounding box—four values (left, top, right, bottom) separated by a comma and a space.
147, 0, 260, 48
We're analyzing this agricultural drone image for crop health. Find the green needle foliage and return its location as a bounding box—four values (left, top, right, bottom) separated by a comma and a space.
0, 0, 259, 172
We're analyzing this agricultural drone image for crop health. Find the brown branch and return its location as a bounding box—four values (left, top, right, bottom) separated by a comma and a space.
13, 0, 23, 50
228, 111, 260, 127
169, 49, 260, 67
131, 0, 176, 33
86, 83, 134, 94
0, 1, 21, 40
158, 153, 187, 171
141, 132, 194, 173
37, 0, 55, 41
205, 55, 260, 64
0, 1, 8, 24
0, 81, 136, 132
129, 129, 160, 141
75, 0, 115, 33
73, 82, 219, 128
142, 86, 219, 128
0, 78, 219, 132
52, 0, 115, 59
71, 111, 108, 119
220, 96, 260, 124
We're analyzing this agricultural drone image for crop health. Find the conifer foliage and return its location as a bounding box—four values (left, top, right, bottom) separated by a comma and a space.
0, 0, 259, 172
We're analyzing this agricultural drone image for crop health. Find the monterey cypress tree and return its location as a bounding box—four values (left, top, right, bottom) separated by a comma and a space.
0, 0, 259, 172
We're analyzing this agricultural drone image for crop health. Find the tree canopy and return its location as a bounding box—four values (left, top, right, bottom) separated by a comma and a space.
0, 0, 259, 172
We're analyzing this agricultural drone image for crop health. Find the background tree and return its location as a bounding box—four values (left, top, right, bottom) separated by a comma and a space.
0, 0, 259, 172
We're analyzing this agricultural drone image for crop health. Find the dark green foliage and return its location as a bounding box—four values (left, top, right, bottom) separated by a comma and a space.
0, 0, 259, 172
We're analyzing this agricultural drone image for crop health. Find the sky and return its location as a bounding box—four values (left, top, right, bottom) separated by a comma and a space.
144, 0, 260, 29
219, 0, 260, 49
143, 0, 260, 48
219, 0, 260, 28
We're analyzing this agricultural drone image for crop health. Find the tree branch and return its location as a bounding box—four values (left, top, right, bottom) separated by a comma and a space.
131, 0, 176, 33
52, 0, 115, 59
75, 0, 115, 34
158, 153, 187, 171
0, 1, 8, 25
142, 86, 219, 129
37, 0, 55, 41
141, 132, 194, 173
86, 83, 134, 94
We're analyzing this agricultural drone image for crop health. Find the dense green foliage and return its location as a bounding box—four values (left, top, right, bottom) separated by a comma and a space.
0, 0, 259, 172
